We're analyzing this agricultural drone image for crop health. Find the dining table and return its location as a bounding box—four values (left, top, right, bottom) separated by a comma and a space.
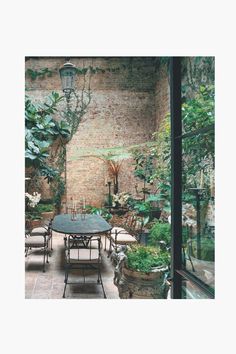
51, 213, 112, 237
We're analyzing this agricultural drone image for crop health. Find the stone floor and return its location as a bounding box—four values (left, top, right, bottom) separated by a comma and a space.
25, 232, 119, 299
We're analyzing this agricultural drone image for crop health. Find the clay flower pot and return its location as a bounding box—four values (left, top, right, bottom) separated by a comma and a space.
26, 219, 42, 230
41, 211, 54, 221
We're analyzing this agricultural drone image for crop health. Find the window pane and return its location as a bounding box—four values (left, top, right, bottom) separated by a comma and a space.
182, 280, 211, 299
181, 57, 215, 135
182, 130, 215, 292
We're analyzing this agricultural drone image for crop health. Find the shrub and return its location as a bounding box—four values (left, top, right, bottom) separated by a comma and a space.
36, 203, 54, 213
126, 245, 170, 273
85, 205, 112, 221
148, 222, 171, 246
190, 238, 214, 261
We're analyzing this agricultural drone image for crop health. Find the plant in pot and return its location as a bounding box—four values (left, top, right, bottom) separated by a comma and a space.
35, 201, 55, 221
132, 196, 162, 221
25, 192, 42, 229
148, 221, 171, 248
85, 205, 112, 222
111, 192, 130, 215
132, 147, 156, 200
114, 244, 170, 299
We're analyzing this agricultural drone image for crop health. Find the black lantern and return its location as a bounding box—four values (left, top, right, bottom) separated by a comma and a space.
59, 61, 77, 101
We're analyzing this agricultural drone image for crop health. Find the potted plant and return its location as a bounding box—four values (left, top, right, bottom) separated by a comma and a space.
35, 202, 55, 221
148, 221, 171, 248
132, 198, 162, 221
25, 192, 43, 229
111, 192, 130, 215
85, 205, 112, 222
114, 244, 170, 299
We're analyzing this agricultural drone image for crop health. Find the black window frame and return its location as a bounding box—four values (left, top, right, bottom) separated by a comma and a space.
170, 57, 215, 299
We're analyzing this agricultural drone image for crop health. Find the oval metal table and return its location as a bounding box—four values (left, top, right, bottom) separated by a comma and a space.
52, 214, 111, 298
51, 213, 112, 236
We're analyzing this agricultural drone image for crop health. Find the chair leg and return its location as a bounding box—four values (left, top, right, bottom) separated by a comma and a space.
104, 235, 106, 251
98, 269, 106, 299
108, 237, 112, 258
50, 234, 53, 251
46, 245, 49, 263
43, 248, 46, 273
97, 267, 100, 284
63, 267, 69, 298
25, 247, 29, 257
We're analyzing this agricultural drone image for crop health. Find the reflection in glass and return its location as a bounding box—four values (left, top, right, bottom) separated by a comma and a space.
182, 130, 215, 291
182, 280, 210, 299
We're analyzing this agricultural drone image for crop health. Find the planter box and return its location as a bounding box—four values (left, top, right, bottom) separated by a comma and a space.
115, 264, 169, 299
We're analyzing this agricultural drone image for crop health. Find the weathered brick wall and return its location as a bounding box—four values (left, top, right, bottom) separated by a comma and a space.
25, 57, 169, 206
155, 63, 170, 130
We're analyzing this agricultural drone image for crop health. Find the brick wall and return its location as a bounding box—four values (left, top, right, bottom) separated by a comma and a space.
155, 63, 170, 130
25, 57, 170, 206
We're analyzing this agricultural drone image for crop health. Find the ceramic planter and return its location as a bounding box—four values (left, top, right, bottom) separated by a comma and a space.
115, 263, 169, 299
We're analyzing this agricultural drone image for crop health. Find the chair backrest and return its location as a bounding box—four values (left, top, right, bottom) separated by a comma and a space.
124, 212, 136, 229
65, 235, 101, 264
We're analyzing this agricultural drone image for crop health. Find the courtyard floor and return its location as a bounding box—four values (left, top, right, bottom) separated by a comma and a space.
25, 232, 119, 299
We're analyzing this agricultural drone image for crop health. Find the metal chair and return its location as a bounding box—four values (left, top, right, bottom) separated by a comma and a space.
30, 219, 53, 252
104, 212, 135, 253
25, 228, 51, 273
107, 215, 143, 257
63, 235, 106, 298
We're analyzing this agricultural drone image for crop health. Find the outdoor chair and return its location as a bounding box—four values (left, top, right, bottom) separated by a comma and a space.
25, 228, 51, 273
107, 214, 143, 257
63, 235, 106, 298
104, 212, 135, 251
30, 219, 53, 252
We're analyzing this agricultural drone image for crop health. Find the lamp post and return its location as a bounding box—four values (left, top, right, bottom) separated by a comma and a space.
107, 181, 112, 212
59, 60, 77, 103
59, 60, 77, 208
59, 58, 92, 209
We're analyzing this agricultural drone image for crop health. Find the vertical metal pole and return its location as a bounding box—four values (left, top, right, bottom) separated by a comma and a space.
108, 181, 112, 212
65, 146, 67, 208
170, 57, 182, 299
196, 190, 201, 259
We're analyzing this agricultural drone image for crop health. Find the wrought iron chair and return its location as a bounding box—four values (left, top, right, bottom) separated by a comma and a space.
30, 219, 53, 252
107, 215, 143, 257
25, 227, 51, 273
104, 212, 135, 252
63, 235, 106, 298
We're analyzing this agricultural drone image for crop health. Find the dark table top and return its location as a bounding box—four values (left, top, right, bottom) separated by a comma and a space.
51, 214, 112, 235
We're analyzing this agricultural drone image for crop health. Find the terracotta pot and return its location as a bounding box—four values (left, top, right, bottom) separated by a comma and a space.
26, 219, 42, 230
41, 211, 54, 221
115, 264, 169, 299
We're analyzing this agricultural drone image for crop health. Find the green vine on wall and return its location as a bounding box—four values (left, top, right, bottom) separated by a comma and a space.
25, 65, 128, 80
26, 68, 56, 80
25, 61, 162, 81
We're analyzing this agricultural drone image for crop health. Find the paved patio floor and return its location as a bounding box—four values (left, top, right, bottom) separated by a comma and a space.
25, 232, 119, 299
